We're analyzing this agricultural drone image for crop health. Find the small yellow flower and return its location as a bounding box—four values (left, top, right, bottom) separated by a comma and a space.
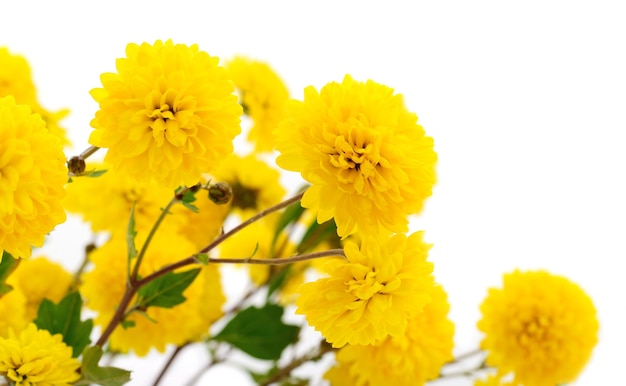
81, 230, 225, 356
7, 257, 72, 321
296, 232, 435, 347
325, 285, 454, 386
478, 270, 599, 386
0, 96, 67, 259
275, 75, 436, 237
89, 40, 242, 189
0, 47, 70, 146
0, 323, 80, 386
226, 56, 289, 152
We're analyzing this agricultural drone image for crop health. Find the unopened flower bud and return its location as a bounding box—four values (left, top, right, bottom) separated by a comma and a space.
208, 182, 232, 205
67, 156, 86, 175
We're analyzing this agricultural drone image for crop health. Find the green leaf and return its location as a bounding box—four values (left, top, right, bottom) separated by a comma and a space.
84, 169, 108, 178
194, 253, 210, 265
297, 218, 339, 253
267, 265, 292, 299
181, 189, 199, 212
0, 251, 18, 295
120, 319, 135, 329
76, 346, 131, 386
136, 268, 200, 309
271, 200, 306, 252
126, 204, 138, 262
34, 292, 93, 357
212, 304, 300, 360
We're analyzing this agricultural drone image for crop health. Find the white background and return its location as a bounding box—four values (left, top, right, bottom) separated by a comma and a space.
2, 1, 625, 385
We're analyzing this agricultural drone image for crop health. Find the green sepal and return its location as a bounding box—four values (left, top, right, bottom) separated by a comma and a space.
0, 251, 18, 295
136, 268, 201, 309
212, 303, 300, 360
180, 188, 199, 213
75, 345, 131, 386
84, 169, 108, 178
34, 292, 93, 357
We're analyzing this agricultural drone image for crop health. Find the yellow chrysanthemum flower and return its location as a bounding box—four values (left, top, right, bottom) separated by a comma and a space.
210, 153, 286, 219
325, 285, 454, 386
89, 40, 242, 189
0, 323, 80, 386
478, 270, 599, 386
275, 75, 436, 238
81, 230, 225, 356
0, 47, 70, 146
0, 96, 67, 259
226, 56, 289, 152
7, 257, 72, 321
0, 288, 28, 338
296, 232, 434, 348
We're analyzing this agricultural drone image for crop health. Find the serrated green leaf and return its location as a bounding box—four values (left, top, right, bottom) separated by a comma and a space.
76, 346, 131, 386
34, 292, 93, 357
0, 251, 18, 295
136, 268, 200, 309
212, 304, 300, 360
194, 253, 210, 265
84, 169, 108, 178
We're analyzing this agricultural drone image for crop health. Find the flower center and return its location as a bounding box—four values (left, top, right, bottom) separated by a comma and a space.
347, 270, 384, 300
147, 88, 197, 148
231, 180, 259, 210
519, 315, 551, 346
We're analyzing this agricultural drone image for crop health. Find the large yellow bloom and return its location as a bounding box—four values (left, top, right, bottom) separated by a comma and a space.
89, 40, 242, 189
0, 47, 70, 146
0, 323, 80, 386
226, 56, 289, 152
477, 270, 598, 386
0, 288, 28, 338
275, 75, 436, 237
7, 257, 72, 321
0, 96, 67, 259
296, 232, 434, 348
325, 285, 454, 386
81, 230, 225, 356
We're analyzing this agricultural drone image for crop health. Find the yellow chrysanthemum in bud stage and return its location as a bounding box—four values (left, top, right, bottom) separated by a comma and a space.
226, 56, 289, 152
81, 230, 225, 356
0, 96, 67, 259
478, 270, 598, 386
325, 285, 454, 386
89, 40, 242, 189
210, 153, 286, 219
275, 75, 436, 238
0, 288, 28, 338
296, 232, 434, 348
7, 257, 72, 321
0, 47, 70, 146
0, 324, 80, 386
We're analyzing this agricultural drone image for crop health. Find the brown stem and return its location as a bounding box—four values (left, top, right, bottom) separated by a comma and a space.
94, 285, 137, 347
80, 145, 100, 159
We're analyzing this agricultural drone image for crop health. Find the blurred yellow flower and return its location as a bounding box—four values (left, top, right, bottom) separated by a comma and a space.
478, 270, 598, 386
275, 75, 436, 237
0, 323, 80, 386
226, 56, 289, 152
0, 288, 27, 338
325, 285, 454, 386
89, 40, 242, 189
7, 257, 72, 321
0, 96, 67, 259
0, 47, 70, 145
210, 153, 286, 219
296, 232, 434, 347
81, 230, 225, 356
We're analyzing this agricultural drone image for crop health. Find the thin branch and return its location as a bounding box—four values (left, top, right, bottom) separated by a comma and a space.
206, 249, 345, 265
259, 341, 333, 386
152, 343, 190, 386
80, 145, 100, 159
